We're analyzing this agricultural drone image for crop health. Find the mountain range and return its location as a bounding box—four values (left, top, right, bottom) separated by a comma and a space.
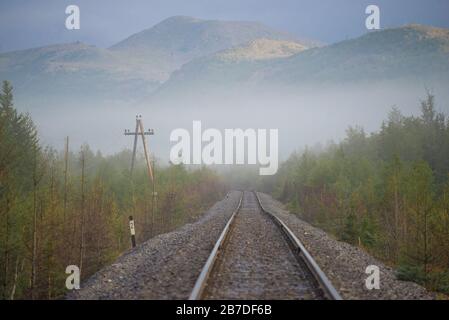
1, 16, 449, 107
155, 24, 449, 99
0, 16, 299, 105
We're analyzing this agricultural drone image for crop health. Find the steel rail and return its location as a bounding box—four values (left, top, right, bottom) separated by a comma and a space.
188, 191, 243, 300
254, 191, 343, 300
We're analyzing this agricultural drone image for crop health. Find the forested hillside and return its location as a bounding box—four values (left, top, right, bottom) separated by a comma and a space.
268, 94, 449, 293
0, 16, 301, 106
0, 81, 225, 299
154, 24, 449, 99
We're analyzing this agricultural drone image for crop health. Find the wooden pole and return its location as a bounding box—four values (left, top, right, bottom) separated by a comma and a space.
124, 116, 156, 239
79, 149, 85, 278
63, 136, 69, 222
151, 159, 157, 237
130, 118, 139, 174
138, 119, 154, 182
30, 148, 38, 299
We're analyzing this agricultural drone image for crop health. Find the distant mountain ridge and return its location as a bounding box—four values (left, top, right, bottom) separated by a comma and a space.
265, 24, 449, 84
1, 17, 449, 107
0, 16, 302, 104
153, 24, 449, 98
108, 15, 298, 82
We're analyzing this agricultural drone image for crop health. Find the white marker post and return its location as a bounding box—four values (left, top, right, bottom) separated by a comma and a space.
129, 215, 136, 248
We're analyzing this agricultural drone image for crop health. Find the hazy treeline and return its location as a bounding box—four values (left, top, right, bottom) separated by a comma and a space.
266, 94, 449, 293
0, 81, 225, 299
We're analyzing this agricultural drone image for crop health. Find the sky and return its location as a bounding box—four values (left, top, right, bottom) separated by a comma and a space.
0, 0, 449, 52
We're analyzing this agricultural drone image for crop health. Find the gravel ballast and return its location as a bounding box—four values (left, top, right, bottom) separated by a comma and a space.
203, 191, 323, 300
68, 190, 435, 300
257, 192, 435, 300
67, 191, 241, 300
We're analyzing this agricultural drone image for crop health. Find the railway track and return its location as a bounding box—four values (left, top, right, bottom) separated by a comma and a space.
189, 190, 342, 300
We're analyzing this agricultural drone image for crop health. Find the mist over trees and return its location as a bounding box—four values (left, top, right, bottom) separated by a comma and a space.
2, 76, 449, 298
0, 81, 225, 299
265, 94, 449, 293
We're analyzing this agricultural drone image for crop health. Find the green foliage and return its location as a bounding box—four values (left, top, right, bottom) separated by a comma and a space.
340, 213, 357, 245
397, 264, 449, 294
264, 93, 449, 293
0, 81, 225, 299
396, 264, 427, 284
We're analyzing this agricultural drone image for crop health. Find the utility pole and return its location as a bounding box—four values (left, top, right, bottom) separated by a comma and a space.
151, 158, 157, 236
63, 136, 69, 222
125, 115, 154, 178
124, 115, 156, 243
79, 148, 85, 278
